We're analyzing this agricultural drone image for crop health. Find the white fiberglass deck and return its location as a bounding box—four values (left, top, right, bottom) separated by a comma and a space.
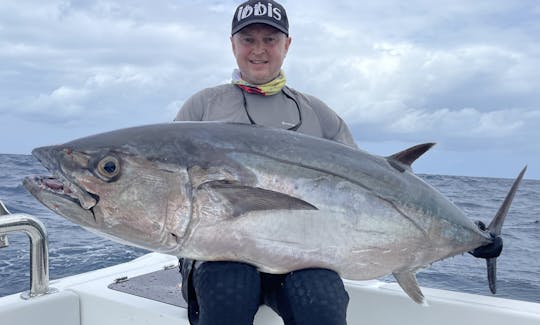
1, 252, 539, 325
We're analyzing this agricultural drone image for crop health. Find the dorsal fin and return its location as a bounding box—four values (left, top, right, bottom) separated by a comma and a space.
387, 143, 435, 172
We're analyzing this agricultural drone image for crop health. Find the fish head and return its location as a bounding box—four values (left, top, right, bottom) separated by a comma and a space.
23, 140, 192, 254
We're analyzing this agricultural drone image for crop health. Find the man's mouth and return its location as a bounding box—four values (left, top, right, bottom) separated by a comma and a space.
249, 59, 268, 64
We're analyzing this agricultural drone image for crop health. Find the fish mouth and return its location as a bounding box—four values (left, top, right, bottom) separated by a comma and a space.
28, 145, 100, 209
25, 175, 98, 208
23, 166, 100, 227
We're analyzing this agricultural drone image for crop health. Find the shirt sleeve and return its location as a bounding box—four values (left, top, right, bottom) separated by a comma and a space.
174, 91, 205, 122
332, 116, 358, 149
303, 93, 358, 149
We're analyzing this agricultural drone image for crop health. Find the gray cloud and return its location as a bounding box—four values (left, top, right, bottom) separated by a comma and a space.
0, 0, 538, 178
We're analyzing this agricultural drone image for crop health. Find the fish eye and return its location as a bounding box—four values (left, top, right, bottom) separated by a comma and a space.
97, 156, 120, 180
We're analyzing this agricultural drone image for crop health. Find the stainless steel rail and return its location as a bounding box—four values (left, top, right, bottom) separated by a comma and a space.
0, 201, 9, 248
0, 200, 57, 299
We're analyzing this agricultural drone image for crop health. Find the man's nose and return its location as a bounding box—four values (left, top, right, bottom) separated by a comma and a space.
252, 40, 266, 54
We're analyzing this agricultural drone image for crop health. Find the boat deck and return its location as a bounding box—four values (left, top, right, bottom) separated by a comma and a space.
2, 252, 539, 325
108, 265, 187, 308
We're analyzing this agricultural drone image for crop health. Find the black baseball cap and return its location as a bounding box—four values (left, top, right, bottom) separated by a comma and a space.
231, 0, 289, 36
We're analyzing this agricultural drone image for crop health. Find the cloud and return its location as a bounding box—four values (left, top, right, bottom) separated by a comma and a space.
285, 32, 539, 153
0, 0, 538, 177
0, 0, 235, 127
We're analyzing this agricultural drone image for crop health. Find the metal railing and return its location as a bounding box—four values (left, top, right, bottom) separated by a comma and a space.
0, 200, 57, 299
0, 201, 9, 248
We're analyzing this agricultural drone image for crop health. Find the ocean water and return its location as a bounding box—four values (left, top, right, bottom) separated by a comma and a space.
0, 153, 539, 302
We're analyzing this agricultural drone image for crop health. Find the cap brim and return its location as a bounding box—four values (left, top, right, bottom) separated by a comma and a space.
232, 19, 288, 36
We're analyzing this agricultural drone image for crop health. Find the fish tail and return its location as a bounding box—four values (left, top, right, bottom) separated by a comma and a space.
469, 166, 527, 294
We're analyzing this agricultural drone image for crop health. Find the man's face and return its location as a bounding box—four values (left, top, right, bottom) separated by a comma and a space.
231, 24, 291, 85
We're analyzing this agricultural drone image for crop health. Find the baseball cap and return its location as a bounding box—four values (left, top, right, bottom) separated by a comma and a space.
231, 0, 289, 36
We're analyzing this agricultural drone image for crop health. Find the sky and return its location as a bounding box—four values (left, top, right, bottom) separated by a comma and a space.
1, 0, 539, 179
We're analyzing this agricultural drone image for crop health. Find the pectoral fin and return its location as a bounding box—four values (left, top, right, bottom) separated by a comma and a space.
393, 271, 426, 305
205, 181, 317, 217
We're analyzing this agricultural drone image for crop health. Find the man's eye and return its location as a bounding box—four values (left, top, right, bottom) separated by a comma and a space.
242, 37, 254, 44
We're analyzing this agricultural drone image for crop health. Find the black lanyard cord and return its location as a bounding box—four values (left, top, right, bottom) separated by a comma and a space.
241, 88, 302, 131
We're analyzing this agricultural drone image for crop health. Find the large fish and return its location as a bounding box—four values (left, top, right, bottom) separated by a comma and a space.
23, 122, 526, 304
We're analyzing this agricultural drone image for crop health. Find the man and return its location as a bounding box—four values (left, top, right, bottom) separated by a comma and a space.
175, 1, 354, 324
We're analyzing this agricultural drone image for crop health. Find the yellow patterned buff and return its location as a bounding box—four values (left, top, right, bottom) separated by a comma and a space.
231, 69, 286, 96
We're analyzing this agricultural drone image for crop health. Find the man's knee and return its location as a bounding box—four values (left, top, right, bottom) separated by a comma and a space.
192, 261, 262, 324
280, 268, 349, 325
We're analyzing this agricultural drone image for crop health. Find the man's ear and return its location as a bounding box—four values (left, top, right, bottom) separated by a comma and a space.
284, 36, 292, 53
230, 35, 237, 56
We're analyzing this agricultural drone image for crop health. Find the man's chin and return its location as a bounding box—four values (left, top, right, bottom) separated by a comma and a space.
241, 70, 278, 85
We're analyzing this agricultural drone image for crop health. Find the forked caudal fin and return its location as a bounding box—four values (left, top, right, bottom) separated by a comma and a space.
395, 166, 527, 304
469, 166, 527, 294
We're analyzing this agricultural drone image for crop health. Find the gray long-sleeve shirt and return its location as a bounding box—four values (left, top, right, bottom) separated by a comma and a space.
175, 83, 356, 299
175, 84, 357, 148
